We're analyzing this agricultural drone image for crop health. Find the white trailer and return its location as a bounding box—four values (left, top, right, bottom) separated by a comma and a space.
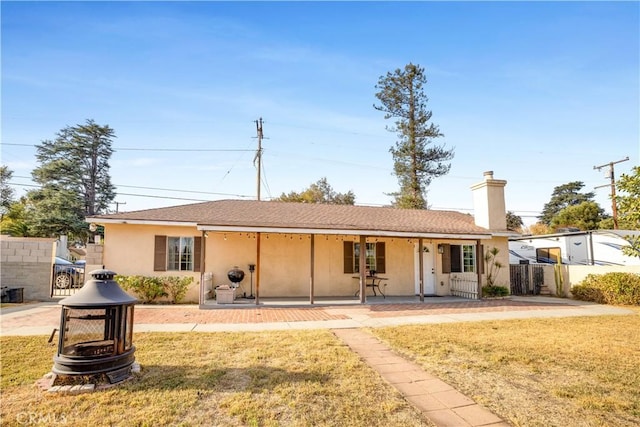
509, 230, 640, 266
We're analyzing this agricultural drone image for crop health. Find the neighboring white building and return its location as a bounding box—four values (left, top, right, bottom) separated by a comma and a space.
509, 230, 640, 266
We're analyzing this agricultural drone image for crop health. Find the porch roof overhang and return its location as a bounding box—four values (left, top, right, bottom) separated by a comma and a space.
196, 224, 492, 240
89, 218, 492, 239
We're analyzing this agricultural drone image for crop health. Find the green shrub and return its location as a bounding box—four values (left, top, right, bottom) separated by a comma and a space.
572, 272, 640, 305
160, 276, 194, 304
116, 275, 167, 303
482, 285, 509, 298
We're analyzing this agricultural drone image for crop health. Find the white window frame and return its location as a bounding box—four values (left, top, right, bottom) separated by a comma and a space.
167, 236, 194, 271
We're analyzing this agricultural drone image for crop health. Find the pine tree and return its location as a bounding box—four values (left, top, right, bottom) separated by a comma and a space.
374, 63, 454, 209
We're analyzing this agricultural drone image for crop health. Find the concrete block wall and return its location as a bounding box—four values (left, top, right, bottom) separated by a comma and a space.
1, 236, 56, 301
85, 243, 104, 273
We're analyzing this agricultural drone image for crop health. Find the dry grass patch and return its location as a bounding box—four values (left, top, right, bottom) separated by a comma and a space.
373, 312, 640, 427
1, 330, 431, 427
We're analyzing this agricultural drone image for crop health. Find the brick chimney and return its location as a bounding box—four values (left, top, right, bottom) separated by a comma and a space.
470, 171, 507, 230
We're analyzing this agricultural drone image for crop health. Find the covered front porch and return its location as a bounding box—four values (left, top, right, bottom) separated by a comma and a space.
199, 294, 473, 309
196, 227, 491, 307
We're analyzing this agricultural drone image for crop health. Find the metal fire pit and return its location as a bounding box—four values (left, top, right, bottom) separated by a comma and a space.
52, 269, 137, 384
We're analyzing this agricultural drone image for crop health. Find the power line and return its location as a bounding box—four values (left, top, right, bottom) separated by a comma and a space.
7, 181, 255, 200
0, 143, 253, 152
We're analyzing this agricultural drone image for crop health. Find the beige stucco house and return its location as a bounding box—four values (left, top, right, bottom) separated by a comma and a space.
87, 172, 512, 305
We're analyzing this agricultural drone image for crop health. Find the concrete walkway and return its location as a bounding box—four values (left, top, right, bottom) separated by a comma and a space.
333, 328, 508, 427
1, 297, 634, 427
1, 296, 632, 336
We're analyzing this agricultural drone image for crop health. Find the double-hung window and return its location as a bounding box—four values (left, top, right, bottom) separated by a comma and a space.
168, 237, 194, 271
154, 235, 201, 272
343, 241, 386, 274
443, 244, 480, 273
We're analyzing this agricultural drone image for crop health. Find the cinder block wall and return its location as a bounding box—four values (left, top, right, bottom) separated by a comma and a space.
85, 243, 104, 273
1, 236, 56, 301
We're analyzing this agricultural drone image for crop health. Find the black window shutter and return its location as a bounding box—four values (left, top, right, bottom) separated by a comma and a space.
450, 245, 462, 273
193, 236, 202, 272
376, 242, 386, 274
343, 241, 354, 274
478, 244, 484, 274
442, 244, 451, 274
154, 235, 167, 271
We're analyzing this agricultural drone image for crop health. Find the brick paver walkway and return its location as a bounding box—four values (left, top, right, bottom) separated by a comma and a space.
333, 328, 509, 427
0, 299, 577, 330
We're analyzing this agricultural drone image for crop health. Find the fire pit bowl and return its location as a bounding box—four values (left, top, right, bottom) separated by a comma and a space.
52, 269, 137, 384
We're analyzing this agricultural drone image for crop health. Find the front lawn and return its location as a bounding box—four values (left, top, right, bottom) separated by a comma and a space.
1, 330, 429, 427
373, 311, 640, 427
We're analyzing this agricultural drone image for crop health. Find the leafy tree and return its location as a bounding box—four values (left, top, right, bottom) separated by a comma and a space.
32, 119, 116, 217
0, 165, 15, 221
275, 177, 355, 205
374, 63, 454, 209
550, 201, 607, 231
506, 211, 523, 232
539, 181, 596, 226
528, 222, 552, 235
25, 186, 86, 239
0, 197, 32, 237
28, 120, 116, 239
615, 166, 640, 257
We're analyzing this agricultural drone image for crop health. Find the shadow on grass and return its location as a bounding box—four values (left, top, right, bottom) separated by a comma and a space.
126, 364, 329, 393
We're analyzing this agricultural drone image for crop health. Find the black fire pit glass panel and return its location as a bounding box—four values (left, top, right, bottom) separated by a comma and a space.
61, 307, 117, 357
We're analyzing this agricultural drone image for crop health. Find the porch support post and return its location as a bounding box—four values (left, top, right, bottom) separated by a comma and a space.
359, 235, 366, 303
309, 234, 315, 305
476, 239, 482, 300
255, 232, 261, 305
199, 230, 207, 306
418, 238, 424, 302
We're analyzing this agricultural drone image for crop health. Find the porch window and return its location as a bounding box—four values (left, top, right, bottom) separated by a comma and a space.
442, 244, 480, 273
154, 235, 201, 272
343, 241, 385, 274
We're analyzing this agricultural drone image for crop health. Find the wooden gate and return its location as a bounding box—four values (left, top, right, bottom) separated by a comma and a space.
509, 264, 544, 295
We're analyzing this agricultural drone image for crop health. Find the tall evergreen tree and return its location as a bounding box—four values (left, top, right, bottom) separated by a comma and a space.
32, 120, 116, 217
539, 181, 596, 226
374, 63, 454, 209
29, 120, 116, 239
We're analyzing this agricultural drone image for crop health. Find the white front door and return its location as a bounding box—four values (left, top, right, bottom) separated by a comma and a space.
414, 243, 436, 295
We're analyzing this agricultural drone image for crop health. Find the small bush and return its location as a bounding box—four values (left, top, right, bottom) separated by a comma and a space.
116, 275, 167, 303
482, 285, 509, 298
160, 276, 194, 304
572, 272, 640, 305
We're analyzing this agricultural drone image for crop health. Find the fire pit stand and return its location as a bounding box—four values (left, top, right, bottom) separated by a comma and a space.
52, 269, 137, 384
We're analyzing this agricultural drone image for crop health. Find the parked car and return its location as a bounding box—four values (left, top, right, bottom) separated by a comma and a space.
54, 257, 85, 289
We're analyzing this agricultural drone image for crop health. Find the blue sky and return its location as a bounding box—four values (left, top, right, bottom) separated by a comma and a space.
2, 1, 638, 226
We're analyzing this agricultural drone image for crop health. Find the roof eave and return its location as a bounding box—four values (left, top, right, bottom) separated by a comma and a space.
197, 224, 492, 239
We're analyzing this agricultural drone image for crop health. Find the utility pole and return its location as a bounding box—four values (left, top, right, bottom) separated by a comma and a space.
114, 201, 126, 214
594, 156, 629, 229
254, 118, 264, 201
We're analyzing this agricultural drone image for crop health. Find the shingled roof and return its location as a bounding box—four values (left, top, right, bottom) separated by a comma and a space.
89, 199, 493, 238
